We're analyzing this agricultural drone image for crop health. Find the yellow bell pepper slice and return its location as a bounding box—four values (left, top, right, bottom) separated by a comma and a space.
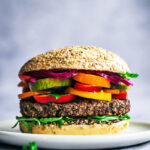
73, 73, 110, 88
68, 88, 111, 101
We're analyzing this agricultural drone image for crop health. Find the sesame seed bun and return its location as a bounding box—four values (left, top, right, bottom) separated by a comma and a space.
20, 120, 129, 135
19, 46, 130, 74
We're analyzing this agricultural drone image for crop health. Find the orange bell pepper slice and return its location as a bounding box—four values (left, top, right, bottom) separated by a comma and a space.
120, 90, 127, 94
18, 91, 49, 99
18, 82, 28, 87
73, 73, 110, 88
68, 88, 111, 101
103, 89, 120, 94
18, 91, 41, 99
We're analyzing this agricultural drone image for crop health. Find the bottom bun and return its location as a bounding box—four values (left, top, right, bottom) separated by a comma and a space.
20, 120, 129, 135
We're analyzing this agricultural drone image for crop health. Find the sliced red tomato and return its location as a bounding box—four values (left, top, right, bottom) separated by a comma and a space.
19, 75, 36, 83
34, 95, 56, 103
74, 82, 102, 92
55, 94, 76, 103
112, 91, 127, 99
33, 94, 76, 103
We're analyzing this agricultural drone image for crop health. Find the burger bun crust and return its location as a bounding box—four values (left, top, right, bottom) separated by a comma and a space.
20, 120, 129, 135
19, 46, 130, 74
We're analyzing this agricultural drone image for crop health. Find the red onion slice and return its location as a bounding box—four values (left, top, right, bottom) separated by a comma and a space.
24, 69, 133, 86
24, 70, 78, 79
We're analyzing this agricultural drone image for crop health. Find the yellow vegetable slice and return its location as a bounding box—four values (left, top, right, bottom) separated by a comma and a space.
68, 88, 111, 101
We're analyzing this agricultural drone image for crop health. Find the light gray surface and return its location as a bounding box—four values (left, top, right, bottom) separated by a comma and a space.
0, 0, 150, 149
0, 142, 150, 150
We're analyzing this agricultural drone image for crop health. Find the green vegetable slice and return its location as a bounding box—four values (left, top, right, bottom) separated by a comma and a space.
29, 78, 71, 91
110, 84, 130, 90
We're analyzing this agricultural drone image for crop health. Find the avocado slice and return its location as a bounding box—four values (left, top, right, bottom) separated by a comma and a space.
29, 78, 71, 91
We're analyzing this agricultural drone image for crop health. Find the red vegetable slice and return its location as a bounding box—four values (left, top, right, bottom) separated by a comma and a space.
33, 95, 56, 103
83, 70, 133, 86
24, 70, 78, 79
112, 91, 127, 99
96, 72, 133, 86
33, 94, 75, 103
56, 94, 76, 103
74, 82, 102, 92
22, 69, 133, 86
19, 75, 36, 83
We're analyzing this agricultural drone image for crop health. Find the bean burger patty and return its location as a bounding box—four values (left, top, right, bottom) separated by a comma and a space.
20, 97, 130, 118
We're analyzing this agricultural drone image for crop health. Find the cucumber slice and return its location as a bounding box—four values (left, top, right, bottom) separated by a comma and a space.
110, 84, 130, 90
29, 78, 71, 91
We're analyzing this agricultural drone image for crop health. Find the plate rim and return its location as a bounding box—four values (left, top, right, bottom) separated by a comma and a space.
1, 120, 150, 149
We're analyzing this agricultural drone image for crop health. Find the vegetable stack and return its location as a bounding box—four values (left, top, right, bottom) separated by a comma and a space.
14, 46, 138, 135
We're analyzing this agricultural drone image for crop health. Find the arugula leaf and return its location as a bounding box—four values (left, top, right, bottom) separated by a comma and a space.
119, 72, 139, 79
58, 119, 65, 128
29, 141, 38, 150
49, 94, 64, 99
16, 117, 41, 125
49, 94, 62, 99
23, 121, 31, 133
22, 145, 28, 150
126, 72, 139, 78
22, 141, 38, 150
87, 115, 130, 122
120, 114, 130, 120
39, 117, 63, 124
12, 121, 19, 128
15, 117, 41, 133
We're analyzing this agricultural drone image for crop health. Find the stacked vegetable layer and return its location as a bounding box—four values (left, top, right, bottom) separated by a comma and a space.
15, 70, 138, 132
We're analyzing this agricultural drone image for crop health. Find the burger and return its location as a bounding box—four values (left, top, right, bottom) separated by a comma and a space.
13, 46, 138, 135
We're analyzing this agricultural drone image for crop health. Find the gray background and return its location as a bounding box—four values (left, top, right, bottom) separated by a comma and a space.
0, 0, 150, 149
0, 0, 150, 128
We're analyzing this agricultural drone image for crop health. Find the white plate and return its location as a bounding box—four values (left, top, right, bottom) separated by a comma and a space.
0, 120, 150, 149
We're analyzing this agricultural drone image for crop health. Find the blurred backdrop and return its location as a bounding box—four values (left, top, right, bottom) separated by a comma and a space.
0, 0, 150, 120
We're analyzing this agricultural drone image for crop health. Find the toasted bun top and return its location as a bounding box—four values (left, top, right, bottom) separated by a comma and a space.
19, 46, 130, 74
